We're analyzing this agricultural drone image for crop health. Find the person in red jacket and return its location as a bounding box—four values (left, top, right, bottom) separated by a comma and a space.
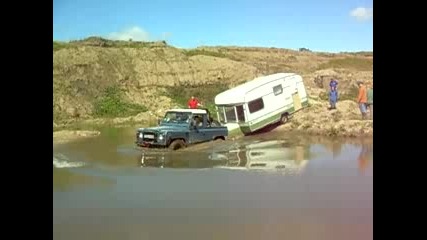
356, 81, 368, 119
188, 96, 202, 109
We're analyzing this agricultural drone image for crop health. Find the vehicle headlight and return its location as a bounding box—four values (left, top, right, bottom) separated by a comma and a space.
158, 134, 164, 141
139, 133, 143, 138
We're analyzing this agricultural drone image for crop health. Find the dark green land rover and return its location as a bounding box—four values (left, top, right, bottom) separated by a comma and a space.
135, 108, 228, 150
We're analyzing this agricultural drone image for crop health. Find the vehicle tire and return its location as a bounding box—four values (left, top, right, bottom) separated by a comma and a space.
214, 136, 225, 141
169, 139, 186, 150
280, 113, 289, 124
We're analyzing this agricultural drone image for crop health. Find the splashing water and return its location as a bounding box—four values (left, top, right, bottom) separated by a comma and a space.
53, 153, 86, 168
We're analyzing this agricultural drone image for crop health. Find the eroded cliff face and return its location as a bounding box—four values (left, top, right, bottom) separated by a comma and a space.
53, 46, 261, 119
53, 39, 373, 122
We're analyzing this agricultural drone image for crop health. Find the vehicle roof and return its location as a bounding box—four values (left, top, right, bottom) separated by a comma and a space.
166, 108, 207, 114
214, 73, 298, 105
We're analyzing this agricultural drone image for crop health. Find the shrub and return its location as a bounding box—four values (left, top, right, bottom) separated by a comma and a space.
93, 86, 147, 117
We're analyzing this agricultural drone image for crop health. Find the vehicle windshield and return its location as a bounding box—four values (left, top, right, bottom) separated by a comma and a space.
160, 111, 191, 125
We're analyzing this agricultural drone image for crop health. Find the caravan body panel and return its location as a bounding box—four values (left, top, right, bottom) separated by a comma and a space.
214, 73, 309, 135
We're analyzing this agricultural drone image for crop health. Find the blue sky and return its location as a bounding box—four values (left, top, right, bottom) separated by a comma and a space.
53, 0, 373, 52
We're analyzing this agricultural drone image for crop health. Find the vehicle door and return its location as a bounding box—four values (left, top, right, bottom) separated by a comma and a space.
198, 115, 216, 142
188, 114, 205, 144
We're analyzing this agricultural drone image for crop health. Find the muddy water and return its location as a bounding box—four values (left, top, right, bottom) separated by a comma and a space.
53, 127, 373, 240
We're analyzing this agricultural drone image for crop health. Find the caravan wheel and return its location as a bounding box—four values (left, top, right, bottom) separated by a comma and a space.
280, 113, 289, 124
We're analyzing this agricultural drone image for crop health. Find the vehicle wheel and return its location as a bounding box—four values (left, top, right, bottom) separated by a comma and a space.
280, 113, 289, 124
214, 136, 225, 141
169, 139, 186, 150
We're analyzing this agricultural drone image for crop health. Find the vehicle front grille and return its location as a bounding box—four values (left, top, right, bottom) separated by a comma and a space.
139, 132, 156, 142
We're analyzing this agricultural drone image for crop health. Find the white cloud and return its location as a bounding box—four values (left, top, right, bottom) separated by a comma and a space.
107, 26, 151, 41
160, 32, 172, 40
350, 7, 373, 22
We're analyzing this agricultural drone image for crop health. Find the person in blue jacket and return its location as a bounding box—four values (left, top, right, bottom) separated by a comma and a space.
330, 79, 338, 91
329, 89, 338, 110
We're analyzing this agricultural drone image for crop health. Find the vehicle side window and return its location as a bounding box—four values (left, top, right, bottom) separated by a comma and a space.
273, 84, 283, 96
193, 115, 205, 127
248, 98, 264, 113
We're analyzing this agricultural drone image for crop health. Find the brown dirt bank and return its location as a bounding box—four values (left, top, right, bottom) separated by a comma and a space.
53, 37, 372, 123
53, 38, 372, 138
53, 130, 101, 146
53, 97, 373, 139
266, 92, 373, 137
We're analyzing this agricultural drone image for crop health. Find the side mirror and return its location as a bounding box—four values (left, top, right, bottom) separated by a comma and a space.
157, 119, 161, 125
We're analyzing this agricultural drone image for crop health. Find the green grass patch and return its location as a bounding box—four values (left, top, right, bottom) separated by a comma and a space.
54, 37, 168, 51
93, 86, 148, 118
317, 57, 373, 71
183, 49, 228, 58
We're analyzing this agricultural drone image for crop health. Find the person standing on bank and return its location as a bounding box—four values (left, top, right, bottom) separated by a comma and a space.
188, 96, 202, 109
366, 83, 373, 119
329, 88, 338, 110
356, 81, 368, 119
330, 78, 338, 91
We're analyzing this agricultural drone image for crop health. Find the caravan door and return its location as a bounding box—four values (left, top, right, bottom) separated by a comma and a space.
291, 80, 302, 111
292, 92, 302, 111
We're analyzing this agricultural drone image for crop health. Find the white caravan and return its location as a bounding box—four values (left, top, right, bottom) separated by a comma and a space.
214, 73, 308, 135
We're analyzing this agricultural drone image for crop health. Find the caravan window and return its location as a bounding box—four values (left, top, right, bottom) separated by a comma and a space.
218, 108, 226, 123
248, 98, 264, 113
224, 106, 237, 122
217, 106, 236, 123
273, 84, 283, 96
236, 105, 245, 122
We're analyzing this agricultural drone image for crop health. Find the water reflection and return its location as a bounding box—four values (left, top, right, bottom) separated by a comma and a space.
53, 128, 373, 240
53, 127, 373, 177
139, 151, 229, 169
358, 143, 373, 173
325, 141, 342, 159
140, 140, 310, 175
